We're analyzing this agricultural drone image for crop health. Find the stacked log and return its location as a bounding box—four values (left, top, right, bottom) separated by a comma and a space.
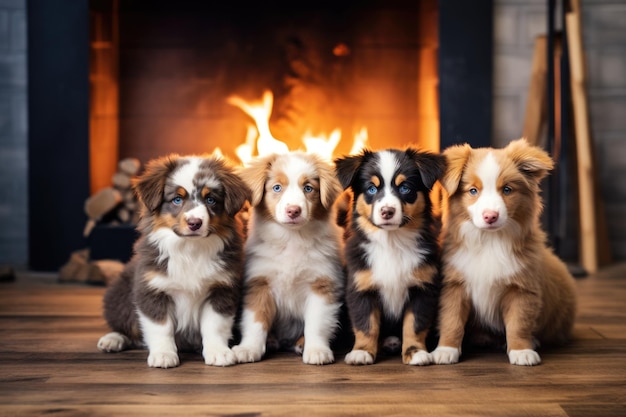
83, 158, 141, 237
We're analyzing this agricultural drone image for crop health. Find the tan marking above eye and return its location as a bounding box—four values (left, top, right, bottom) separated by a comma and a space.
176, 187, 188, 198
370, 176, 381, 188
270, 172, 289, 187
300, 176, 319, 191
201, 186, 211, 198
394, 174, 407, 187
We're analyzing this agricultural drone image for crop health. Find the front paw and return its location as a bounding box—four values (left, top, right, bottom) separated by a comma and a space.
344, 349, 375, 365
405, 350, 432, 366
303, 346, 334, 365
508, 349, 541, 366
232, 344, 264, 363
203, 345, 236, 367
432, 346, 460, 365
97, 332, 130, 353
147, 350, 180, 368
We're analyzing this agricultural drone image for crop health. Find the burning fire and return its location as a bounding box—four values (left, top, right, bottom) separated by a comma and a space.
227, 90, 368, 165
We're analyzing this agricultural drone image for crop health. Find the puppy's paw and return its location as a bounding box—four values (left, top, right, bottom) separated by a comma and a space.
203, 345, 236, 367
508, 349, 541, 366
147, 350, 180, 368
303, 346, 334, 365
344, 349, 375, 365
432, 346, 460, 365
405, 350, 432, 366
232, 344, 264, 363
97, 332, 131, 353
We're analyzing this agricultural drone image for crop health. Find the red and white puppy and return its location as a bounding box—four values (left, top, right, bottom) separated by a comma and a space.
433, 138, 577, 366
232, 151, 344, 365
97, 154, 249, 368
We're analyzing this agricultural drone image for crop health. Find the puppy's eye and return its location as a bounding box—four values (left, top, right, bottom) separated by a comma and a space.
206, 196, 216, 206
398, 184, 411, 195
272, 184, 282, 193
303, 184, 314, 193
468, 188, 479, 196
172, 196, 183, 205
366, 185, 377, 195
502, 186, 512, 195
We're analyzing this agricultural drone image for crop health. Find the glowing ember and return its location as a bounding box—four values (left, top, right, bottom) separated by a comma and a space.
227, 90, 368, 165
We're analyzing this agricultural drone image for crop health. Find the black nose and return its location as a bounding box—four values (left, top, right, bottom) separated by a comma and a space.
187, 218, 202, 231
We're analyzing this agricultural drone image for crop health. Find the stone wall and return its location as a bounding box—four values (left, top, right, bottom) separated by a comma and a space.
493, 0, 626, 262
0, 0, 26, 267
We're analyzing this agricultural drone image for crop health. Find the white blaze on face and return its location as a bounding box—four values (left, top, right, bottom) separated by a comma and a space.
171, 157, 215, 236
372, 151, 403, 228
274, 156, 315, 225
468, 152, 508, 229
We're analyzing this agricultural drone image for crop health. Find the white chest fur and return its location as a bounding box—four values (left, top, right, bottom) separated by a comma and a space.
362, 228, 428, 320
449, 221, 523, 330
245, 218, 343, 317
146, 228, 231, 293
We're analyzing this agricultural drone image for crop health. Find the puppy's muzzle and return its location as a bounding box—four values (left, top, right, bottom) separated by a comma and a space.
380, 206, 396, 220
286, 205, 302, 220
187, 217, 203, 231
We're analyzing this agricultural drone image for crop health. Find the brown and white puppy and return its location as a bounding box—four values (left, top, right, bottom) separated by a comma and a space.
334, 148, 446, 365
97, 154, 250, 368
432, 138, 577, 366
232, 151, 344, 365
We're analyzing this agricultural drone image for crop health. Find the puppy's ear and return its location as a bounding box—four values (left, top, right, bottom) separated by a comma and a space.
406, 148, 447, 191
133, 154, 179, 212
333, 150, 370, 190
316, 158, 343, 209
442, 144, 472, 195
239, 154, 277, 207
506, 138, 554, 182
212, 160, 251, 217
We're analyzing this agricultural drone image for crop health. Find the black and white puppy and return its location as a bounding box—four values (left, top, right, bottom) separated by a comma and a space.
334, 148, 446, 365
97, 154, 250, 368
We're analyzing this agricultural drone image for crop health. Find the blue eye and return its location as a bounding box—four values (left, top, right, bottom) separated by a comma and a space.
503, 186, 512, 195
206, 196, 216, 205
366, 185, 377, 195
303, 185, 313, 193
172, 196, 183, 205
469, 188, 478, 196
272, 184, 282, 193
398, 184, 411, 195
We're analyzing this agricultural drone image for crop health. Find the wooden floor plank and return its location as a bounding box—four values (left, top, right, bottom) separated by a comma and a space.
1, 264, 625, 416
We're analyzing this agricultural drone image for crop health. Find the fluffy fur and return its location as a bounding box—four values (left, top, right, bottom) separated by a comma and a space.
334, 148, 446, 365
432, 138, 577, 366
97, 154, 250, 368
232, 151, 345, 365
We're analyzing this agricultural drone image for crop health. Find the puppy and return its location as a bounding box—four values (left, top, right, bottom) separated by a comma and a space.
232, 151, 344, 365
432, 138, 577, 366
334, 148, 446, 365
97, 154, 250, 368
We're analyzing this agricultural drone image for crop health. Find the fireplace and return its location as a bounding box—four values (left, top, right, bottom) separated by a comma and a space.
28, 0, 493, 271
90, 0, 442, 192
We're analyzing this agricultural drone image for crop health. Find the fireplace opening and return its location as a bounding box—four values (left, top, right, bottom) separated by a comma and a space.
89, 0, 439, 194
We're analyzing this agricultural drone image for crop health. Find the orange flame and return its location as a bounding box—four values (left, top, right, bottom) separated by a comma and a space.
228, 90, 368, 165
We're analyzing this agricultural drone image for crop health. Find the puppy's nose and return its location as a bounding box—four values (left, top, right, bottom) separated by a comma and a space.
187, 217, 203, 231
482, 210, 499, 225
380, 206, 395, 220
286, 205, 302, 219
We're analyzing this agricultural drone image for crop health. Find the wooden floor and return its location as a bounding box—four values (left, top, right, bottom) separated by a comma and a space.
1, 264, 625, 417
